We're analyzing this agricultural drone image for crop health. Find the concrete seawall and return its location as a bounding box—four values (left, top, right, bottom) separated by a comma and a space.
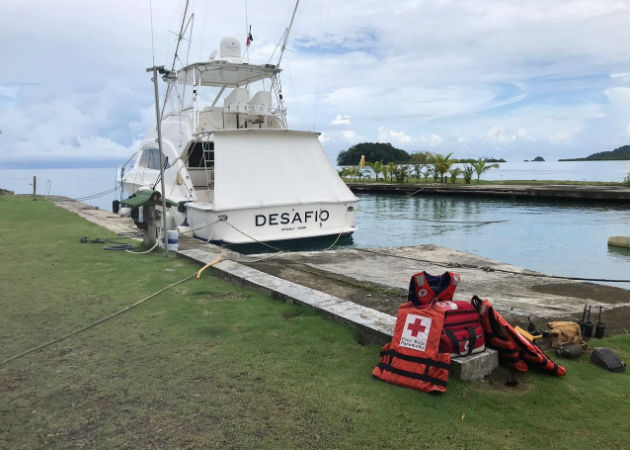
346, 183, 630, 203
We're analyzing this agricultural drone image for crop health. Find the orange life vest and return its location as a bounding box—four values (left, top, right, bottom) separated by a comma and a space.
372, 301, 451, 393
472, 296, 566, 376
408, 271, 461, 306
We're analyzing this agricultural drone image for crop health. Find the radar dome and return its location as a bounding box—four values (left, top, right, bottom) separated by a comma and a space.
219, 36, 242, 62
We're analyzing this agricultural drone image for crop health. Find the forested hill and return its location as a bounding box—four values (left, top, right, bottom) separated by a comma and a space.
559, 145, 630, 161
337, 143, 410, 165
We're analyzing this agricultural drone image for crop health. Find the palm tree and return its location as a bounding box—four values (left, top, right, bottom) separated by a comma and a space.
448, 167, 462, 184
411, 162, 427, 180
431, 152, 455, 183
463, 165, 475, 184
393, 164, 409, 183
381, 165, 390, 182
422, 166, 433, 183
366, 160, 383, 181
471, 159, 500, 182
387, 162, 396, 182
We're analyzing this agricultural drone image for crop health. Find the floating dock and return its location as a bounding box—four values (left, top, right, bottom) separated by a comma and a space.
346, 183, 630, 203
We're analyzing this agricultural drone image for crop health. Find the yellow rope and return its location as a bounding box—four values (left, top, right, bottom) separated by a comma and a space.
195, 255, 222, 279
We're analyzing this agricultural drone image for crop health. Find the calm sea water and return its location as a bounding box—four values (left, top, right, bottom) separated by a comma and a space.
2, 163, 628, 287
353, 193, 629, 288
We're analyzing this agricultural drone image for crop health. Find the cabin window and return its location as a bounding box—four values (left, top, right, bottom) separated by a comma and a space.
188, 142, 214, 168
138, 148, 169, 170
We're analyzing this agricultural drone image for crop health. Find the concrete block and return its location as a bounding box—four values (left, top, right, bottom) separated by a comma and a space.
451, 348, 499, 381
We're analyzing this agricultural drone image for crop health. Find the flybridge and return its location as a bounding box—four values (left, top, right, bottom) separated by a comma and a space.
175, 61, 280, 87
161, 36, 286, 133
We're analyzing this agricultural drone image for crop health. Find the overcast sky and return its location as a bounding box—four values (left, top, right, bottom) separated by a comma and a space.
0, 0, 628, 167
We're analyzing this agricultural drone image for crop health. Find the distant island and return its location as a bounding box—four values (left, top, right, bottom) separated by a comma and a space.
559, 145, 630, 161
337, 142, 410, 165
458, 157, 506, 163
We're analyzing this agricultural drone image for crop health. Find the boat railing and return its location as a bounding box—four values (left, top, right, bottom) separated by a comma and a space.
195, 106, 285, 132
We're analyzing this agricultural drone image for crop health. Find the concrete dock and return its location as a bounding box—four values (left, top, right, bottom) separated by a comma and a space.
347, 182, 630, 203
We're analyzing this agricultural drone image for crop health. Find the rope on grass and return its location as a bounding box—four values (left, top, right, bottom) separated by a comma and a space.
0, 258, 221, 367
124, 233, 163, 254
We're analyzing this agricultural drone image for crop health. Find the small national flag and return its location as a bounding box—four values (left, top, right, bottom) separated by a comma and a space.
246, 25, 253, 47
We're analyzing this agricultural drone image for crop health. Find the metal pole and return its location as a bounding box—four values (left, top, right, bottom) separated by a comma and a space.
32, 176, 36, 197
147, 65, 169, 257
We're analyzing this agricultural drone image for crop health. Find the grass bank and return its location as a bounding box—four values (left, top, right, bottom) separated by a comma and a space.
1, 195, 628, 449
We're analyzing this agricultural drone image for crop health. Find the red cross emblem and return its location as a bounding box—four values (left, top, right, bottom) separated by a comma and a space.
407, 318, 427, 337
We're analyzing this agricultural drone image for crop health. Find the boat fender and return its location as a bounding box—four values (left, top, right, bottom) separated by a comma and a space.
177, 225, 193, 238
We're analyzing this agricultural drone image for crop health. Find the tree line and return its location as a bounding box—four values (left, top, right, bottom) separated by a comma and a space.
337, 143, 500, 184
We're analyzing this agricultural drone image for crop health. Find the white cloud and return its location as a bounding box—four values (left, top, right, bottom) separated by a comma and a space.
485, 125, 536, 144
377, 126, 411, 146
0, 0, 628, 164
318, 132, 331, 143
330, 114, 352, 126
418, 134, 444, 147
0, 83, 149, 163
342, 130, 361, 142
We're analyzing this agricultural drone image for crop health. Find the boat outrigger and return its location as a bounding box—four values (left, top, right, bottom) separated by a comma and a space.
120, 1, 358, 246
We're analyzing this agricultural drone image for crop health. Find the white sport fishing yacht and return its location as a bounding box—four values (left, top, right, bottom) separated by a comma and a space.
120, 2, 357, 245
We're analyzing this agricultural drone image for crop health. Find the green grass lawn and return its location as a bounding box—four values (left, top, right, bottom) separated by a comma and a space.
1, 195, 628, 449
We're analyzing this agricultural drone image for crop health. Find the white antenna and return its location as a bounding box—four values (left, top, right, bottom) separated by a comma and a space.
160, 0, 195, 117
277, 0, 300, 68
268, 0, 300, 67
170, 0, 192, 71
270, 0, 300, 128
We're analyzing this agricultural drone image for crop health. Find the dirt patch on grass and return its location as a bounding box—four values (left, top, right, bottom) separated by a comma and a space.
481, 366, 532, 392
0, 370, 29, 391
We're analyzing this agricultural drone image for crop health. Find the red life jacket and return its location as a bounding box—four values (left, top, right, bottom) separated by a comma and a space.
472, 296, 566, 376
437, 301, 486, 357
372, 301, 451, 393
408, 271, 461, 306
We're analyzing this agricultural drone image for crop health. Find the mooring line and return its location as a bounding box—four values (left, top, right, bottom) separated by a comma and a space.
1, 258, 222, 367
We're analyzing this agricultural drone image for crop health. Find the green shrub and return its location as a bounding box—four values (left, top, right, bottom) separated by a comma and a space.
463, 165, 474, 184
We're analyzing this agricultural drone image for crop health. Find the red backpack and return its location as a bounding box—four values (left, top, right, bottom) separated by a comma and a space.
409, 271, 485, 357
436, 300, 486, 357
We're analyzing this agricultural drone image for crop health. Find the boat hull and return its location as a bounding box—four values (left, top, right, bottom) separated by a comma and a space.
186, 201, 357, 244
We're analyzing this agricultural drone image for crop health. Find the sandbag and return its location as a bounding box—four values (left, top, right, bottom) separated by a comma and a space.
547, 321, 585, 349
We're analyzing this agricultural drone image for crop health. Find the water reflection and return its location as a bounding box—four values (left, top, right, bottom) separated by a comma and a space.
353, 193, 629, 288
607, 244, 630, 260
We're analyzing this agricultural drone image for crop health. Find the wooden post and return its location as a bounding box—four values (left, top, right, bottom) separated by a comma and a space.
32, 176, 37, 197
